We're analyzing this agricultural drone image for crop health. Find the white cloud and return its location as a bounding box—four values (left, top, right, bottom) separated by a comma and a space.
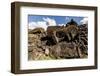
29, 17, 57, 30
80, 17, 88, 24
43, 17, 56, 26
65, 17, 69, 21
28, 21, 47, 31
58, 24, 65, 26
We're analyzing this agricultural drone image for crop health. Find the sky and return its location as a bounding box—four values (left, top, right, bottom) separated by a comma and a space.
28, 15, 88, 30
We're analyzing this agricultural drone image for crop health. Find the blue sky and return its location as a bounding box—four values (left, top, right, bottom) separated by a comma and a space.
28, 15, 85, 25
28, 15, 88, 30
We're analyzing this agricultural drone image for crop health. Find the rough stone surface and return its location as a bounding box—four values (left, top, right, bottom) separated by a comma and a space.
28, 23, 88, 60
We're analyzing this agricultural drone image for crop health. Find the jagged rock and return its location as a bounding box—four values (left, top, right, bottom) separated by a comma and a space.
28, 34, 39, 43
66, 19, 78, 26
28, 20, 88, 60
49, 42, 80, 59
78, 24, 88, 56
46, 24, 79, 45
29, 27, 45, 34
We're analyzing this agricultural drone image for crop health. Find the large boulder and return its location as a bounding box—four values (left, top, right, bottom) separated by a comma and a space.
28, 27, 45, 34
49, 42, 80, 59
28, 23, 88, 60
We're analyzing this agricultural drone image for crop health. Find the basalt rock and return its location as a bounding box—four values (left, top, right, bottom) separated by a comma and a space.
49, 42, 80, 59
47, 24, 79, 45
28, 20, 88, 60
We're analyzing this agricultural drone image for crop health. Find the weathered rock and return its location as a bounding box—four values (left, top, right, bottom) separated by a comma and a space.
28, 20, 88, 60
78, 24, 88, 56
49, 42, 80, 59
47, 24, 79, 44
29, 27, 45, 34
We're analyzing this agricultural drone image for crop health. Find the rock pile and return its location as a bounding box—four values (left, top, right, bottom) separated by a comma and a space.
28, 20, 88, 60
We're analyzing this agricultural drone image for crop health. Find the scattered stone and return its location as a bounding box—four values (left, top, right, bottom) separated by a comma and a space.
28, 20, 88, 60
